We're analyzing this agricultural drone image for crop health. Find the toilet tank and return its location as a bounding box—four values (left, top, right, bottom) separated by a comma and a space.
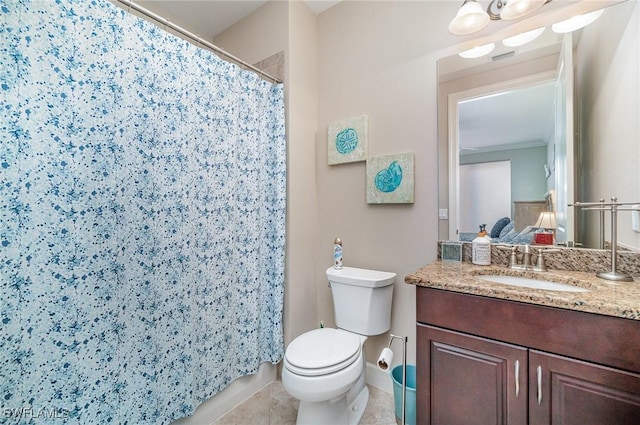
326, 266, 395, 336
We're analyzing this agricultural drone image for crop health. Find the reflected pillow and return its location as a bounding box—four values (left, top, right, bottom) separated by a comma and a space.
504, 225, 537, 244
490, 217, 511, 238
510, 231, 535, 245
500, 228, 519, 243
499, 221, 515, 239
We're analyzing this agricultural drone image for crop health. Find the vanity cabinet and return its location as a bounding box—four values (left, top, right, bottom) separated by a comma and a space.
416, 287, 640, 425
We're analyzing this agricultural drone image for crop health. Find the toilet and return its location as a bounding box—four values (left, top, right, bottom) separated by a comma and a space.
282, 266, 396, 425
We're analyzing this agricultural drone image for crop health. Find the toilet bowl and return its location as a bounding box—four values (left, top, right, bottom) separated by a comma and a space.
282, 267, 396, 425
282, 328, 368, 425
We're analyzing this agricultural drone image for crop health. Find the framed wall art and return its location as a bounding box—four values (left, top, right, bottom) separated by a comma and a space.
327, 115, 368, 165
366, 153, 414, 204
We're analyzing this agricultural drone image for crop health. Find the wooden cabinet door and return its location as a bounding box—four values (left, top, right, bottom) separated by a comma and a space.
418, 324, 528, 425
529, 350, 640, 425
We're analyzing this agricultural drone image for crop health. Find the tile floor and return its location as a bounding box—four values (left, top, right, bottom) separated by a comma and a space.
211, 380, 397, 425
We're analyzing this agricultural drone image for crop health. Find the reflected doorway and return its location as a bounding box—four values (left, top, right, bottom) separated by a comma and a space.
459, 160, 511, 234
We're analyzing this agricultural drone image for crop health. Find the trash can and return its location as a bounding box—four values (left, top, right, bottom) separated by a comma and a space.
391, 364, 416, 425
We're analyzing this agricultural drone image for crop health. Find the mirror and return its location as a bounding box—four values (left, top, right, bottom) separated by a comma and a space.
438, 0, 639, 250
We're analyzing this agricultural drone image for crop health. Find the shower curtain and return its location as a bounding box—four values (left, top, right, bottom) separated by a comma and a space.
1, 1, 286, 423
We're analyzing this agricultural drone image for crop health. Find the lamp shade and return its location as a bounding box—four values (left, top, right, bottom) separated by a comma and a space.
535, 211, 557, 229
449, 0, 490, 35
500, 0, 547, 21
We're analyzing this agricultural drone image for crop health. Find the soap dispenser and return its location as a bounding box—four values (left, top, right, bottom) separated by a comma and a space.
472, 225, 491, 266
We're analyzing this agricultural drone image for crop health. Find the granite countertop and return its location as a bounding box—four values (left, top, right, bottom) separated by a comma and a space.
405, 261, 640, 321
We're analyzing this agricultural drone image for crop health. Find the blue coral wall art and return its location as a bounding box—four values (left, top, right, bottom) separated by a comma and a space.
366, 153, 415, 204
327, 115, 368, 165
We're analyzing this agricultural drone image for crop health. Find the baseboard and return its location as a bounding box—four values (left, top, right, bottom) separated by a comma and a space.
172, 362, 277, 425
366, 361, 393, 394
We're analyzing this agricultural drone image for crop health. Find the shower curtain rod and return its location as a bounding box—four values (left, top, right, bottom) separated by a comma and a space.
114, 0, 282, 84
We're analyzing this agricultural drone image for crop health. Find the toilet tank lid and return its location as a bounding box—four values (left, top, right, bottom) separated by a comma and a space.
326, 266, 396, 288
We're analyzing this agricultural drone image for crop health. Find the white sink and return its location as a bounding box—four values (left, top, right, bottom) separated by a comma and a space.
477, 275, 589, 293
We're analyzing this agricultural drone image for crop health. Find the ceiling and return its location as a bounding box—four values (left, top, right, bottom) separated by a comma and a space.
134, 0, 342, 41
459, 81, 556, 154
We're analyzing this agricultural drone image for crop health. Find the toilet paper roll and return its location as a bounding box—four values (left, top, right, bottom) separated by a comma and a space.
377, 347, 394, 371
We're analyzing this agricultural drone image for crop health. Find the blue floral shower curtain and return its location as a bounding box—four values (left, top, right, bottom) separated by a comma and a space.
1, 1, 286, 423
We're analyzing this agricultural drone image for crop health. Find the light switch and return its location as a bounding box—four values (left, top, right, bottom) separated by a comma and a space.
438, 209, 448, 220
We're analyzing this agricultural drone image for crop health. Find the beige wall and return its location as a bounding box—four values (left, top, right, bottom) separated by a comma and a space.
316, 1, 462, 367
214, 0, 638, 373
213, 1, 288, 64
284, 1, 320, 344
218, 0, 460, 370
576, 0, 640, 249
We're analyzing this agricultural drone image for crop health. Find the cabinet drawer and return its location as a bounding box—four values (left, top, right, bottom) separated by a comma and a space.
417, 287, 640, 373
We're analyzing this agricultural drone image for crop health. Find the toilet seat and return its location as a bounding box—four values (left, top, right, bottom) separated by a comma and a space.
285, 328, 362, 377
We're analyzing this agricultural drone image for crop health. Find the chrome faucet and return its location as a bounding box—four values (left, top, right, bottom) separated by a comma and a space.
498, 244, 558, 272
499, 244, 531, 270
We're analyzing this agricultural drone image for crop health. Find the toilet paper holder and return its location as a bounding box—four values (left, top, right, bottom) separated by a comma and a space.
377, 334, 408, 425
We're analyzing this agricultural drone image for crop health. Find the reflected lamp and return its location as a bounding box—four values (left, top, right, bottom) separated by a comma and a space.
534, 211, 556, 245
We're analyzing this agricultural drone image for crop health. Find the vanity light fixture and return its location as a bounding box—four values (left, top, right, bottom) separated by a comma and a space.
502, 26, 546, 47
458, 42, 496, 59
449, 0, 552, 35
458, 27, 542, 59
551, 8, 604, 33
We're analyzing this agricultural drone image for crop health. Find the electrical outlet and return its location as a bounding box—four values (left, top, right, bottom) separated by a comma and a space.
438, 209, 448, 220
